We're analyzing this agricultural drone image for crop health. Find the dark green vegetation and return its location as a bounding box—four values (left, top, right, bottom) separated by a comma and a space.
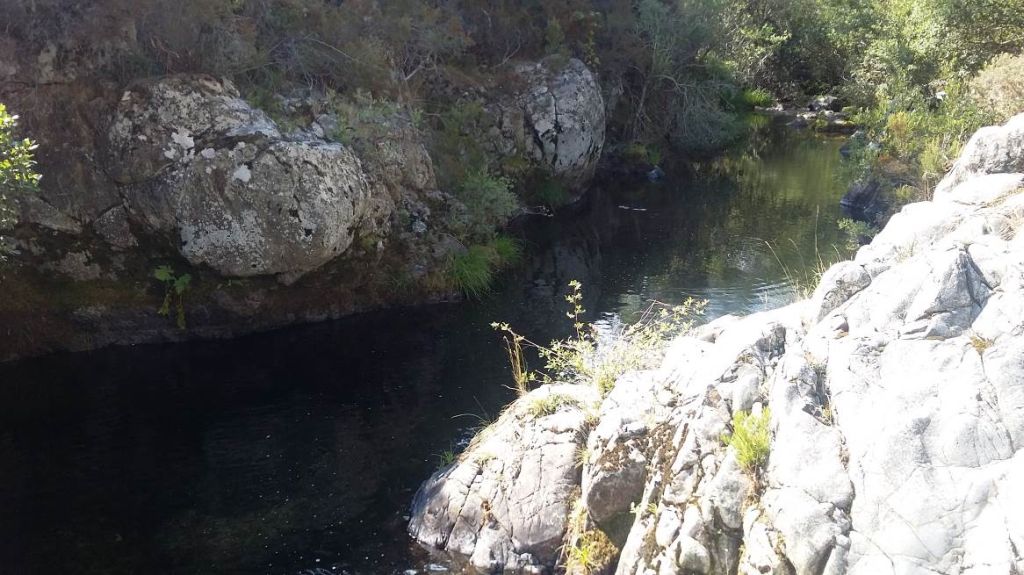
449, 235, 522, 299
153, 266, 192, 329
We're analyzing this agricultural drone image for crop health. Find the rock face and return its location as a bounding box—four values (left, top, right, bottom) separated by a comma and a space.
934, 112, 1024, 197
108, 76, 392, 279
409, 384, 600, 573
0, 53, 608, 359
409, 114, 1024, 573
519, 59, 606, 188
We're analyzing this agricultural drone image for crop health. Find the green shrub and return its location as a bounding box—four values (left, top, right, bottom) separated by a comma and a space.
724, 408, 772, 474
490, 235, 523, 266
731, 87, 774, 110
527, 392, 580, 418
562, 498, 618, 575
454, 168, 518, 242
838, 218, 877, 251
435, 445, 459, 469
432, 101, 490, 190
0, 103, 40, 234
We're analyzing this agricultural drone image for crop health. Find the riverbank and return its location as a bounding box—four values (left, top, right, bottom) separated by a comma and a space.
409, 114, 1024, 574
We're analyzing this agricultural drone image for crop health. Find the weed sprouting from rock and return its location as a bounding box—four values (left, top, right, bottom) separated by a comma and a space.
527, 392, 581, 419
153, 265, 192, 329
493, 281, 705, 396
723, 408, 772, 475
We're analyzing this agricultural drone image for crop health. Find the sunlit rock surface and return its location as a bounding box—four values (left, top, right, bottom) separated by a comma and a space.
410, 114, 1024, 574
108, 75, 392, 279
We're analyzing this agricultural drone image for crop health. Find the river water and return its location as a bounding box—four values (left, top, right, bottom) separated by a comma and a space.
0, 116, 855, 574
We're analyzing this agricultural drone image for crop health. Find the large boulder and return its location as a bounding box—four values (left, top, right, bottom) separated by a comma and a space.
107, 75, 392, 279
409, 384, 600, 573
518, 58, 606, 189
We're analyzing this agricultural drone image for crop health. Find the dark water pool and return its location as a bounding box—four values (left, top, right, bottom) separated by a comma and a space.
0, 117, 855, 574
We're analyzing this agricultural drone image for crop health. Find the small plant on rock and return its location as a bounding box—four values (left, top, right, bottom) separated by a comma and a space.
435, 445, 459, 469
527, 392, 580, 419
724, 408, 772, 475
493, 281, 705, 396
837, 218, 877, 251
562, 498, 617, 575
970, 333, 994, 355
153, 265, 192, 329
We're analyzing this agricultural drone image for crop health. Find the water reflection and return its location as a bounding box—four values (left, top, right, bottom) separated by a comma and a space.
0, 116, 854, 574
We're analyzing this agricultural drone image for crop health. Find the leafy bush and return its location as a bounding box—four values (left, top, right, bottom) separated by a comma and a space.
970, 53, 1024, 122
837, 218, 877, 251
489, 235, 523, 266
724, 408, 772, 474
453, 168, 518, 242
732, 87, 775, 110
0, 104, 40, 234
562, 497, 618, 575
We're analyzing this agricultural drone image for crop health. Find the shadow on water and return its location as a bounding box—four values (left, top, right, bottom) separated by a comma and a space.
0, 116, 856, 574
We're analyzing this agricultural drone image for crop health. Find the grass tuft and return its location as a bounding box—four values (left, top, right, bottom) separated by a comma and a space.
527, 392, 580, 419
723, 408, 772, 474
449, 235, 523, 298
450, 245, 496, 299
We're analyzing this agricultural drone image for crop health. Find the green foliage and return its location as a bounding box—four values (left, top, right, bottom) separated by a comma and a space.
324, 89, 407, 146
526, 392, 581, 419
450, 245, 496, 300
837, 218, 877, 251
533, 177, 571, 208
489, 235, 523, 266
724, 408, 772, 474
153, 265, 192, 329
0, 104, 40, 236
970, 334, 994, 355
493, 281, 705, 396
453, 168, 518, 243
433, 101, 490, 189
435, 445, 458, 469
449, 235, 523, 299
544, 16, 568, 58
736, 88, 775, 109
